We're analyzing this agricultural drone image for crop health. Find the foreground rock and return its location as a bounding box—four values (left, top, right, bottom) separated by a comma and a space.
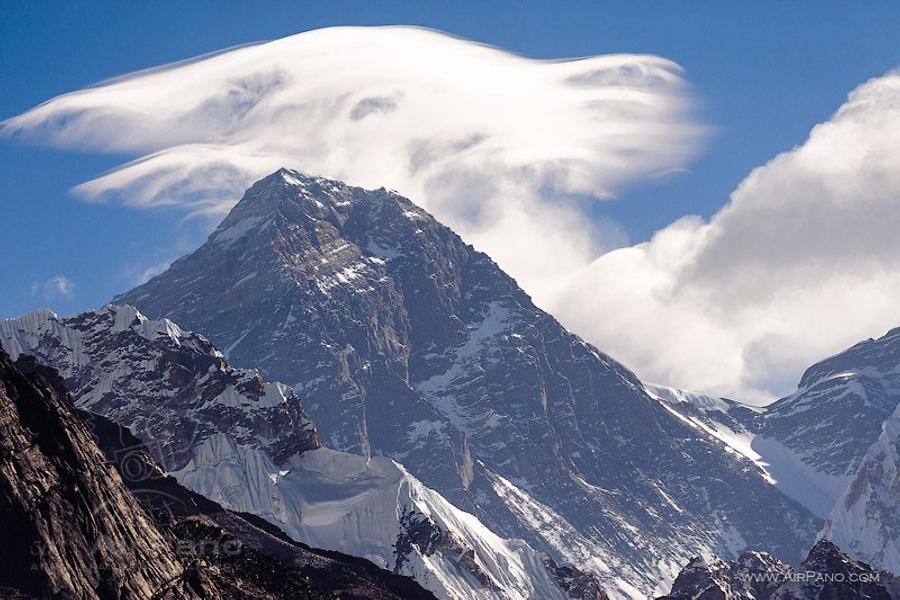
0, 347, 183, 598
1, 345, 434, 599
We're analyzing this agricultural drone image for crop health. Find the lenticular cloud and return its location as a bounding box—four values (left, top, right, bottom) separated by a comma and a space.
1, 26, 701, 299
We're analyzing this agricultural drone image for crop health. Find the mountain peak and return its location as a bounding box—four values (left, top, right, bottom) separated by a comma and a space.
207, 168, 413, 252
115, 171, 822, 597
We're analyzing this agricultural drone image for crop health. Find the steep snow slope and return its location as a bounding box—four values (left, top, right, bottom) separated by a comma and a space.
645, 383, 849, 518
114, 169, 819, 596
176, 438, 601, 599
824, 403, 900, 574
0, 305, 602, 600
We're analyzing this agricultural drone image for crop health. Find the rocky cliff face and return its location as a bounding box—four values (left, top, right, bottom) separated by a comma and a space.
112, 169, 819, 596
657, 540, 899, 600
0, 344, 437, 600
1, 308, 599, 600
0, 347, 185, 599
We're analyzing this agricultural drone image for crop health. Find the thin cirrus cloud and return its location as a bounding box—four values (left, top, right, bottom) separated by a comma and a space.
551, 70, 900, 403
0, 26, 703, 307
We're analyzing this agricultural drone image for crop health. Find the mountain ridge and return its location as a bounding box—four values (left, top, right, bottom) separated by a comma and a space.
648, 326, 900, 574
113, 168, 821, 596
657, 540, 899, 600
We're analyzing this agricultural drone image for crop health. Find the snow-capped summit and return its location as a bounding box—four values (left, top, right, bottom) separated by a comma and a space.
114, 169, 820, 597
208, 169, 354, 246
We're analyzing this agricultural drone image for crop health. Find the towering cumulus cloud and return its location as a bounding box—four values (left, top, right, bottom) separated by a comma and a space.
0, 25, 700, 299
552, 70, 900, 402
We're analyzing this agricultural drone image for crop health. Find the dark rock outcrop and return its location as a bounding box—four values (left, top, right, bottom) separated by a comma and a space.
0, 345, 435, 600
658, 540, 899, 600
0, 348, 185, 599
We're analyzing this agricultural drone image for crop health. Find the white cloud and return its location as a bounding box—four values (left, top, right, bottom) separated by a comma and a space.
17, 27, 896, 403
1, 25, 702, 303
31, 276, 76, 301
550, 70, 900, 403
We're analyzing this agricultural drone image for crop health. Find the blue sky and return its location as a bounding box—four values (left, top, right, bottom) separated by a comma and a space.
2, 1, 900, 320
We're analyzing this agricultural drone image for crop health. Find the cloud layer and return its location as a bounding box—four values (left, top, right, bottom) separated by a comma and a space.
9, 26, 899, 402
551, 70, 900, 402
1, 26, 701, 301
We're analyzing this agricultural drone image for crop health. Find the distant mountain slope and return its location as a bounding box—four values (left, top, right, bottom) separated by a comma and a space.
824, 402, 900, 574
112, 169, 819, 596
752, 328, 900, 515
1, 306, 602, 600
763, 328, 900, 478
644, 382, 848, 519
648, 328, 900, 575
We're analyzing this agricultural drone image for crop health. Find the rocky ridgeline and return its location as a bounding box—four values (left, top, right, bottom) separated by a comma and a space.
0, 346, 434, 599
658, 540, 899, 600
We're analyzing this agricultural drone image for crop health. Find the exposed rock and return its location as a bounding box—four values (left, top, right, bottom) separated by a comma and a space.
0, 347, 185, 599
0, 305, 320, 471
0, 343, 436, 599
542, 556, 610, 600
